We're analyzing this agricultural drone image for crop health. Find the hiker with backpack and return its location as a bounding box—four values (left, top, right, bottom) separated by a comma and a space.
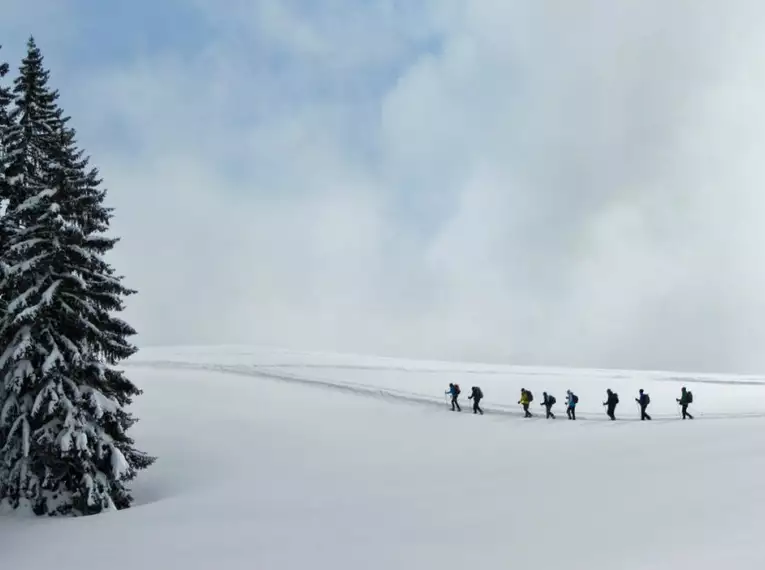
518, 388, 533, 418
468, 386, 484, 415
603, 389, 619, 420
677, 387, 694, 419
445, 383, 462, 412
541, 392, 556, 419
565, 390, 578, 420
635, 389, 652, 421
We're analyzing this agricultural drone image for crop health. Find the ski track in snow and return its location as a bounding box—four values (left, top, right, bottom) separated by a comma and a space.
125, 359, 765, 424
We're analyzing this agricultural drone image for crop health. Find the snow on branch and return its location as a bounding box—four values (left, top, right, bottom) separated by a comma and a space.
6, 278, 45, 313
32, 381, 55, 416
8, 238, 44, 253
13, 302, 46, 325
3, 414, 29, 453
42, 344, 64, 373
5, 253, 49, 277
110, 446, 130, 479
81, 386, 119, 419
59, 429, 73, 453
0, 394, 18, 427
68, 245, 94, 261
41, 279, 62, 305
55, 334, 82, 362
62, 377, 81, 400
15, 188, 56, 214
7, 359, 33, 390
75, 432, 88, 451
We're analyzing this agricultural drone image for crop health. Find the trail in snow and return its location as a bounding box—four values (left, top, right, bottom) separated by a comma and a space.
125, 359, 765, 423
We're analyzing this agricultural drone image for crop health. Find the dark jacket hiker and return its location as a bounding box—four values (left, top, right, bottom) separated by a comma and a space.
541, 392, 556, 419
635, 389, 652, 421
603, 389, 619, 420
468, 386, 484, 415
677, 387, 694, 419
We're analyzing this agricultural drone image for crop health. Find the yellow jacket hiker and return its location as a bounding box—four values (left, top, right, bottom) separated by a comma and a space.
518, 389, 533, 418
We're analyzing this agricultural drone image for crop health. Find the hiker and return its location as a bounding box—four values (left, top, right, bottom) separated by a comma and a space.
468, 386, 484, 415
541, 392, 556, 419
676, 387, 694, 419
603, 389, 619, 420
635, 389, 652, 421
518, 388, 533, 418
565, 390, 578, 420
445, 383, 461, 412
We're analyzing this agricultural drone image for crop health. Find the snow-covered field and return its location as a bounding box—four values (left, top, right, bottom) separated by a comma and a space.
3, 345, 765, 569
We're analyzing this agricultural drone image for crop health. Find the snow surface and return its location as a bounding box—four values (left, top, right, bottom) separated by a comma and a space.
2, 344, 765, 569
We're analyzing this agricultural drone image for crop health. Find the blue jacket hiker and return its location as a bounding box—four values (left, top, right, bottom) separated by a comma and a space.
446, 383, 461, 412
565, 390, 578, 420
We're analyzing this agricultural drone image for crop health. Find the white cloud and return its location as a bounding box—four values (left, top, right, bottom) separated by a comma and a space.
7, 0, 765, 372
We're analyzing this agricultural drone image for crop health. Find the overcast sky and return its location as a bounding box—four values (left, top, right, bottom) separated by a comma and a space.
3, 1, 765, 373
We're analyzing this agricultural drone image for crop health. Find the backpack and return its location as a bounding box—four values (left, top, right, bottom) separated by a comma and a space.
613, 393, 619, 404
453, 384, 461, 396
476, 387, 483, 399
644, 393, 650, 405
548, 395, 556, 406
527, 390, 534, 402
686, 391, 693, 404
572, 394, 579, 404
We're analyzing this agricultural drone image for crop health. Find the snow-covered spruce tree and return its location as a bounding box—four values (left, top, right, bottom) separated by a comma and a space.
0, 43, 13, 249
0, 43, 14, 453
0, 44, 12, 194
0, 37, 155, 516
0, 44, 12, 185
